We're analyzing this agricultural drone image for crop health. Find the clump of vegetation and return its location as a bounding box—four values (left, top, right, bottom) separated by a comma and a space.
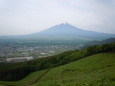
0, 43, 115, 81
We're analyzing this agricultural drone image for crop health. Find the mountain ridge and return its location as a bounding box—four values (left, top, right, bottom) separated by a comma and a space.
0, 23, 115, 40
28, 23, 115, 40
81, 38, 115, 49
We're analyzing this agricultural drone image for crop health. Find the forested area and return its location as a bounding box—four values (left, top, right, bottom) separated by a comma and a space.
0, 43, 115, 81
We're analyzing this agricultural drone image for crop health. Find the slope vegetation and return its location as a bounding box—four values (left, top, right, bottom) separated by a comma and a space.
0, 53, 115, 86
30, 53, 115, 86
0, 43, 115, 82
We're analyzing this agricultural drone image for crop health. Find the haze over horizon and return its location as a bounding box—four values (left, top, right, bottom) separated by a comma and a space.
0, 0, 115, 35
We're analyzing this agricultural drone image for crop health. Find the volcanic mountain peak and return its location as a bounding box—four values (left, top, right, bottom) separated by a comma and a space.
1, 23, 115, 40
31, 23, 115, 40
59, 21, 68, 25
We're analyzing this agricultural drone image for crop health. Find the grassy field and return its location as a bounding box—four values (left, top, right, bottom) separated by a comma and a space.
0, 70, 47, 86
0, 53, 115, 86
31, 53, 115, 86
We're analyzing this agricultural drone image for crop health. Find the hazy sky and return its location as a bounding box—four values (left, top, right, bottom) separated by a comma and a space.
0, 0, 115, 35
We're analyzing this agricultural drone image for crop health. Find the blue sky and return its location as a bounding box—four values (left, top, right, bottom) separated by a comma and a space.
0, 0, 115, 35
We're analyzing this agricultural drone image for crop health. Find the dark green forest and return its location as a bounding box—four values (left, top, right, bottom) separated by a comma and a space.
0, 43, 115, 81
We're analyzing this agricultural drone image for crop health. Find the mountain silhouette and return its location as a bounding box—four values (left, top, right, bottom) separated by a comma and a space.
0, 22, 115, 40
29, 22, 115, 40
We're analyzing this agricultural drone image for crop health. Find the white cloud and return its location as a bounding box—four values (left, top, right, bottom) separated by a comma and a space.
0, 0, 115, 35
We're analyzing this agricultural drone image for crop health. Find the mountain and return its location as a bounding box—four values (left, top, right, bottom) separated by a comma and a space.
81, 38, 115, 49
87, 38, 115, 45
0, 22, 115, 40
29, 22, 115, 40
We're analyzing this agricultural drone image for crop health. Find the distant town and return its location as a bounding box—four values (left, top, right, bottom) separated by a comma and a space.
0, 39, 83, 62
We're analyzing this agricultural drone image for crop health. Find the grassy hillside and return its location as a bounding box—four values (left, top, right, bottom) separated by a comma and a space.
31, 53, 115, 86
0, 43, 115, 81
0, 53, 115, 86
0, 70, 47, 86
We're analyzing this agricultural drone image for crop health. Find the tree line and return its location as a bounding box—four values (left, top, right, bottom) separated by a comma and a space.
0, 43, 115, 81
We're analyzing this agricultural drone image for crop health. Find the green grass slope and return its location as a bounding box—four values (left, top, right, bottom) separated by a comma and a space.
31, 53, 115, 86
0, 70, 47, 86
0, 53, 115, 86
0, 43, 114, 81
